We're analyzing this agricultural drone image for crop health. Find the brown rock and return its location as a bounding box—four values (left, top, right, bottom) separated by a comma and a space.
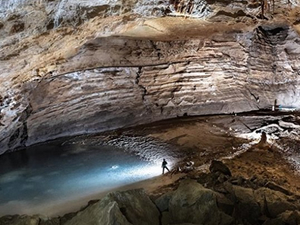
0, 215, 40, 225
64, 201, 131, 225
168, 179, 233, 225
265, 181, 292, 196
209, 160, 232, 176
263, 210, 300, 225
39, 217, 60, 225
229, 185, 262, 224
60, 212, 77, 225
65, 188, 160, 225
9, 21, 24, 34
278, 210, 300, 225
257, 131, 267, 147
154, 191, 173, 212
254, 188, 298, 218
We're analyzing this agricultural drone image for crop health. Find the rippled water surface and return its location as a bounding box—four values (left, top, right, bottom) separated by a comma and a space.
0, 140, 162, 216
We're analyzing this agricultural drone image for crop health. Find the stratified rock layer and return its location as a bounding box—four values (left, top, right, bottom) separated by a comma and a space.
0, 0, 300, 153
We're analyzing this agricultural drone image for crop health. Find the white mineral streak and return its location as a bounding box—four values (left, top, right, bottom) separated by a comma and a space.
0, 0, 211, 23
276, 86, 300, 109
0, 0, 44, 17
53, 0, 68, 28
167, 0, 211, 18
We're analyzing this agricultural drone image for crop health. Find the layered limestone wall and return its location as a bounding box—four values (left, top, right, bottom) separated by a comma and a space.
0, 0, 300, 153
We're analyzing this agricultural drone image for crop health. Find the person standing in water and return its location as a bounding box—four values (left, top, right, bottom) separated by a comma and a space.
162, 159, 170, 174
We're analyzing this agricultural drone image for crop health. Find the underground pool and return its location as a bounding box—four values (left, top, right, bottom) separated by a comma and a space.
0, 139, 163, 216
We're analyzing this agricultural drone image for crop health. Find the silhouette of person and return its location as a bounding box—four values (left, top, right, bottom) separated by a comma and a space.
162, 159, 170, 174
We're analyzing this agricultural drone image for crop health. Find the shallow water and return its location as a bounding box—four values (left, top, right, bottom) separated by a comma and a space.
0, 140, 162, 216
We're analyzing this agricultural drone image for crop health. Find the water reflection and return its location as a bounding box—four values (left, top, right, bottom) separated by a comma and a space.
1, 149, 29, 170
0, 140, 161, 216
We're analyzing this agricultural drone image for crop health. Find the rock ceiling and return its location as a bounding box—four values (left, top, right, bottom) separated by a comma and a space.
0, 0, 300, 154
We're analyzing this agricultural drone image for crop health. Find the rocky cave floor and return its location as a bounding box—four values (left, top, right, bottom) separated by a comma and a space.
1, 111, 300, 225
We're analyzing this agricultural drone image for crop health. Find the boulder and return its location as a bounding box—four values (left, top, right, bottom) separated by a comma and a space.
0, 215, 40, 225
215, 193, 235, 216
172, 224, 202, 225
60, 212, 77, 225
155, 191, 174, 212
262, 219, 285, 225
209, 160, 232, 176
39, 217, 60, 225
278, 210, 300, 225
263, 210, 300, 225
105, 189, 160, 225
254, 188, 298, 218
227, 185, 261, 224
64, 188, 160, 225
64, 201, 132, 225
168, 179, 233, 225
265, 181, 292, 196
161, 212, 171, 225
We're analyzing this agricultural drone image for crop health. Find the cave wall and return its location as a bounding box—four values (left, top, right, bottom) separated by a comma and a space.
0, 0, 300, 153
